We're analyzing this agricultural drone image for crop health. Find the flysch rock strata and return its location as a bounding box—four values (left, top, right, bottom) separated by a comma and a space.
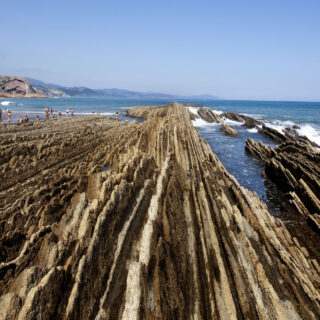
0, 104, 320, 319
245, 135, 320, 238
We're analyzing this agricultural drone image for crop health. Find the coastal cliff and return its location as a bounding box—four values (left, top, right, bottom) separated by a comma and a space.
0, 104, 319, 319
0, 76, 46, 98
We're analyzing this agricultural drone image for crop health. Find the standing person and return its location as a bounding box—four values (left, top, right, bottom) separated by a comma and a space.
44, 106, 49, 120
0, 107, 2, 122
7, 110, 12, 123
35, 115, 41, 128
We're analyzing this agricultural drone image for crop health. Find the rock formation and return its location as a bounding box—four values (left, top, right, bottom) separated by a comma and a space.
197, 107, 221, 123
191, 107, 261, 129
245, 138, 275, 161
220, 124, 238, 136
0, 104, 320, 319
221, 112, 261, 128
0, 76, 46, 98
246, 135, 320, 237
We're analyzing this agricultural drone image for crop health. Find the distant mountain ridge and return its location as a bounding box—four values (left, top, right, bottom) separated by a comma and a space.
1, 75, 218, 100
26, 77, 218, 100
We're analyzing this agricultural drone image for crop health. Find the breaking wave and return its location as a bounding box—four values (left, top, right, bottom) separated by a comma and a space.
192, 118, 219, 127
1, 101, 15, 106
188, 106, 199, 115
265, 120, 320, 146
297, 124, 320, 146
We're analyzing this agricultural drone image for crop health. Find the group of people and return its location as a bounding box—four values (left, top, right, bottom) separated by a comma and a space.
0, 105, 76, 125
44, 106, 74, 120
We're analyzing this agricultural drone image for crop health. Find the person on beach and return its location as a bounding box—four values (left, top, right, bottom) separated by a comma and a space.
7, 110, 12, 123
44, 107, 49, 120
0, 108, 2, 122
34, 115, 41, 128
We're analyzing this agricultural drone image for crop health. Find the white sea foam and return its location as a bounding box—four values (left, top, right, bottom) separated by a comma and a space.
1, 101, 15, 106
192, 118, 219, 127
223, 118, 244, 126
264, 120, 320, 147
99, 112, 115, 116
273, 120, 295, 127
242, 113, 264, 119
188, 106, 199, 115
10, 110, 44, 115
247, 128, 258, 133
297, 124, 320, 146
264, 123, 285, 133
74, 111, 114, 116
211, 109, 223, 115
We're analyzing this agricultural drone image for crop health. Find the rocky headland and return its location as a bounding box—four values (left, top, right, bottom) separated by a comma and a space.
245, 131, 320, 235
0, 76, 46, 98
0, 104, 319, 319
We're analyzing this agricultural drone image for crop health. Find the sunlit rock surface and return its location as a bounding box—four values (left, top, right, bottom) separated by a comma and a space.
0, 104, 319, 319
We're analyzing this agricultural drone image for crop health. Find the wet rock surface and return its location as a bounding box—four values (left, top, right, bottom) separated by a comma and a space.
0, 104, 320, 319
222, 112, 262, 128
220, 124, 238, 136
192, 106, 261, 129
246, 132, 320, 240
197, 107, 221, 123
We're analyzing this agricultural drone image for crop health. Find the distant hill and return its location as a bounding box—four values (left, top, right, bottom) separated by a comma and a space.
1, 75, 218, 100
0, 76, 46, 98
26, 77, 177, 98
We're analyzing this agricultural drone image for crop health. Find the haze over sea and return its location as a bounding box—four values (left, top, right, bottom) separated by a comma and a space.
1, 97, 319, 207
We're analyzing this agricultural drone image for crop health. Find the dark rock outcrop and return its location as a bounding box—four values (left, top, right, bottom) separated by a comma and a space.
0, 104, 319, 319
222, 112, 262, 128
245, 138, 274, 161
220, 123, 238, 136
246, 135, 320, 235
194, 108, 261, 129
197, 107, 221, 123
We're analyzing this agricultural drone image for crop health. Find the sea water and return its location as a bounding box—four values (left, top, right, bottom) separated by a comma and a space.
1, 97, 319, 206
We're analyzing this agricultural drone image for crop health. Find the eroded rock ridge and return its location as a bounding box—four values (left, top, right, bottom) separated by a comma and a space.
0, 104, 319, 319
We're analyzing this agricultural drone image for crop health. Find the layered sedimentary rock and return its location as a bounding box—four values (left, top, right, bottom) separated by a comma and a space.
220, 124, 238, 137
197, 107, 221, 123
0, 76, 45, 98
221, 112, 261, 128
245, 139, 275, 161
192, 107, 261, 129
245, 135, 320, 236
0, 104, 320, 319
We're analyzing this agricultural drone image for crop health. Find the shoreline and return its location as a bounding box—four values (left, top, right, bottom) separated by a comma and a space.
0, 103, 319, 318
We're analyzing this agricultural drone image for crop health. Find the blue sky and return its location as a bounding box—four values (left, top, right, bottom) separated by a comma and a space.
0, 0, 319, 100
